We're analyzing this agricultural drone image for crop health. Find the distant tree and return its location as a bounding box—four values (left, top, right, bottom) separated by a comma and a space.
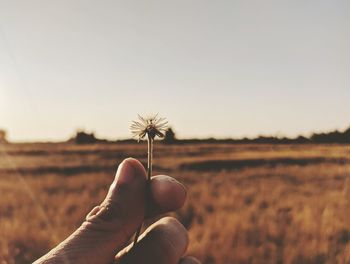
295, 136, 309, 144
0, 129, 7, 143
164, 127, 177, 144
74, 131, 98, 144
310, 126, 350, 144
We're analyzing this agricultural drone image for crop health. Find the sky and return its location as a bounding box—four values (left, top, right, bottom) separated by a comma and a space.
0, 0, 350, 142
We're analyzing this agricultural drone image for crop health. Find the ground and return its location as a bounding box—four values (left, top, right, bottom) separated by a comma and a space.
1, 143, 350, 264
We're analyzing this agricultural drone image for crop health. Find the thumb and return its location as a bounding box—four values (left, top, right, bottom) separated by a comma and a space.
35, 158, 147, 264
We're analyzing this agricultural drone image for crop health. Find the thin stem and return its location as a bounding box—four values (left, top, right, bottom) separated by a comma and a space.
147, 134, 153, 182
133, 135, 154, 247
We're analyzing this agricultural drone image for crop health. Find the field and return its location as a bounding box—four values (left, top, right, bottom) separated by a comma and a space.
1, 143, 350, 264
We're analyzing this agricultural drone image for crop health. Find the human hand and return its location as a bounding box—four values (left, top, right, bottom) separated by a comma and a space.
34, 158, 200, 264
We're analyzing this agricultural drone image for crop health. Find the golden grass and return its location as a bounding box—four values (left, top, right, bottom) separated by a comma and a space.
1, 143, 350, 263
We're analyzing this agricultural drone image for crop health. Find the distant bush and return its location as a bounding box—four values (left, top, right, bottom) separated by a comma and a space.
164, 127, 177, 144
311, 127, 350, 144
0, 129, 7, 143
71, 131, 105, 144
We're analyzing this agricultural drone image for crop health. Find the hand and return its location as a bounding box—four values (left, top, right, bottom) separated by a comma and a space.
34, 158, 200, 264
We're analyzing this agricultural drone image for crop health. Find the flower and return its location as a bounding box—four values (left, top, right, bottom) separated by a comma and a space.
130, 114, 168, 141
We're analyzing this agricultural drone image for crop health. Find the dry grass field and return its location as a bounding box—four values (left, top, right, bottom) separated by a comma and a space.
1, 143, 350, 264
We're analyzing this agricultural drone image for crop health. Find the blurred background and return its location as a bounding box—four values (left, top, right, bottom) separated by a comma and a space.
1, 1, 350, 263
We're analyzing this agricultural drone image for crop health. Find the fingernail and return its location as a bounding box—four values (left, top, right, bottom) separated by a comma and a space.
115, 158, 139, 185
105, 158, 144, 202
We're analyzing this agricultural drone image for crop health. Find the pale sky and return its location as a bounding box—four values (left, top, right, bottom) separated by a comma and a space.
0, 0, 349, 142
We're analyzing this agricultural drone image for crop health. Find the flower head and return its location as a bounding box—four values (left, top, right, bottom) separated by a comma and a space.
130, 114, 168, 141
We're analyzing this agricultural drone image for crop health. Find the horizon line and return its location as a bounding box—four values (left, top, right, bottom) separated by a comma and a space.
2, 124, 350, 144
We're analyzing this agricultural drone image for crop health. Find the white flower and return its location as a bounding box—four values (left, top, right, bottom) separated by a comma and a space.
130, 114, 168, 141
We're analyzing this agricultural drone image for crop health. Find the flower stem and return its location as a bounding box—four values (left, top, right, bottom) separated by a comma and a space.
133, 134, 153, 247
147, 134, 153, 181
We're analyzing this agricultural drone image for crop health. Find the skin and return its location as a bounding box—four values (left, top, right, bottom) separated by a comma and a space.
34, 158, 201, 264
